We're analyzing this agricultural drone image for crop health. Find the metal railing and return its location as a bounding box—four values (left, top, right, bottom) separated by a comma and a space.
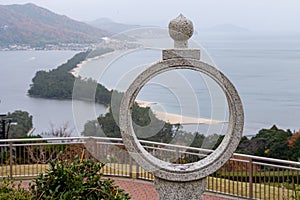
0, 137, 299, 200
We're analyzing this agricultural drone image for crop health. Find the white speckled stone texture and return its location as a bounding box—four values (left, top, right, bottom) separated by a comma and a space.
168, 14, 194, 48
155, 177, 207, 200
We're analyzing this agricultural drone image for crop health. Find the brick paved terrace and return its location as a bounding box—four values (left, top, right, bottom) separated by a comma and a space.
19, 178, 242, 200
114, 178, 240, 200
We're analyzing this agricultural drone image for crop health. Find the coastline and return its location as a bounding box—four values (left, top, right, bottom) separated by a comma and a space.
136, 100, 224, 125
70, 50, 116, 77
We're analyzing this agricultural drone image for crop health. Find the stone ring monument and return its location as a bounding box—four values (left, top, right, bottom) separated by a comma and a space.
120, 14, 244, 200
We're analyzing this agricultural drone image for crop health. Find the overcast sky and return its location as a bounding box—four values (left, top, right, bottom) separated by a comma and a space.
1, 0, 300, 33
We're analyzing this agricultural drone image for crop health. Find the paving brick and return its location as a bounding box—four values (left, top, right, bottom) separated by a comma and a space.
113, 178, 233, 200
18, 178, 234, 200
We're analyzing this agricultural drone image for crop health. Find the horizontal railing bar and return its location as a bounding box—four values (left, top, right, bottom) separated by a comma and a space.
96, 142, 125, 146
234, 152, 300, 166
0, 137, 89, 143
11, 142, 86, 147
0, 136, 124, 143
252, 161, 300, 171
229, 158, 250, 163
94, 137, 123, 142
143, 146, 210, 158
139, 139, 214, 154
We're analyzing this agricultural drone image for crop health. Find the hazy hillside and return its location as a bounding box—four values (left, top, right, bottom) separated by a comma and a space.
88, 18, 141, 33
0, 3, 109, 47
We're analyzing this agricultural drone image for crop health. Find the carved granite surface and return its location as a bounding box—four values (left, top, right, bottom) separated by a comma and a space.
155, 178, 207, 200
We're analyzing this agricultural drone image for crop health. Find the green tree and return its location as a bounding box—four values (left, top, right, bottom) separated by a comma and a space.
237, 125, 293, 159
82, 104, 175, 143
190, 132, 205, 148
288, 131, 300, 161
0, 179, 33, 200
291, 137, 300, 161
236, 136, 252, 154
253, 125, 292, 159
31, 155, 130, 200
6, 110, 33, 138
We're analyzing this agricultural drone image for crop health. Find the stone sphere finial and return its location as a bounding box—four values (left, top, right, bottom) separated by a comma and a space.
168, 14, 194, 48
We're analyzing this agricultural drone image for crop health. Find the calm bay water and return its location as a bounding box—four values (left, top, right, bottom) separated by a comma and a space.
201, 33, 300, 135
0, 51, 107, 136
1, 33, 300, 137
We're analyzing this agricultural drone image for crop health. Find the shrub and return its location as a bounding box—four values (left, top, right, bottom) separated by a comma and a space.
31, 153, 131, 200
0, 178, 33, 200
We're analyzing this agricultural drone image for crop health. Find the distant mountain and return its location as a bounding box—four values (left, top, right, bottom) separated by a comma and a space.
88, 18, 142, 33
203, 24, 250, 33
0, 3, 109, 47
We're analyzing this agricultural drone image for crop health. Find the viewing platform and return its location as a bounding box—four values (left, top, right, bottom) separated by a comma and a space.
1, 137, 299, 199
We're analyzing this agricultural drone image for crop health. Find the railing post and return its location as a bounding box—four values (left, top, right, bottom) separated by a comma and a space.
94, 138, 99, 160
175, 147, 179, 164
85, 137, 96, 159
136, 161, 139, 179
129, 156, 133, 179
249, 158, 253, 199
9, 141, 13, 179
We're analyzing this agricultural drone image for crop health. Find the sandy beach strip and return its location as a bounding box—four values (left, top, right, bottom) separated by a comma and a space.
135, 100, 157, 108
152, 110, 224, 125
136, 100, 224, 125
70, 50, 119, 77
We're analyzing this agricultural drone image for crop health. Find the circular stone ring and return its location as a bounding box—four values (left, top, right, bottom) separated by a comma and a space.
119, 58, 244, 182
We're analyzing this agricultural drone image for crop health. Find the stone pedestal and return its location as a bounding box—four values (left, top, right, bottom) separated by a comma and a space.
119, 14, 244, 200
154, 177, 207, 200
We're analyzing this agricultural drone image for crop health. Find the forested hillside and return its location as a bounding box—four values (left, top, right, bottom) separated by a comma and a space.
0, 3, 109, 47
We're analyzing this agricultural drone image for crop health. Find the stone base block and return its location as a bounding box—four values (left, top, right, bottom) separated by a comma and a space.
154, 177, 207, 200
